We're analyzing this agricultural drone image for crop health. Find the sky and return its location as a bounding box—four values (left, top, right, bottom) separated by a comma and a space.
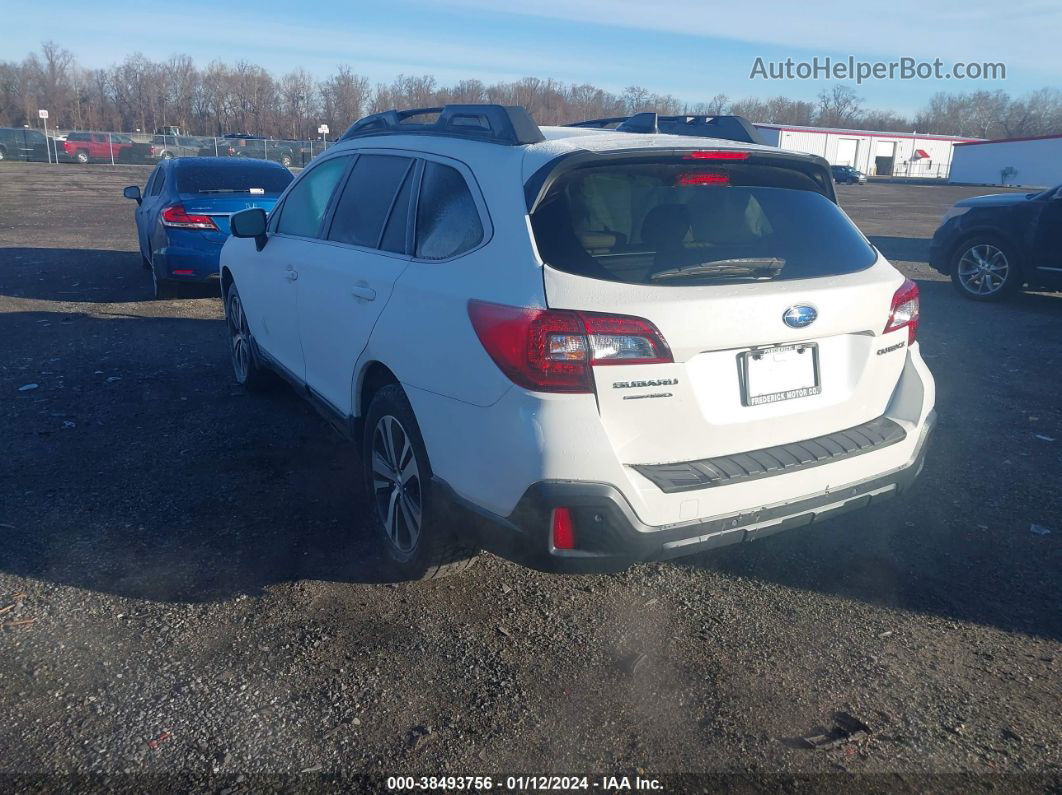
3, 0, 1060, 115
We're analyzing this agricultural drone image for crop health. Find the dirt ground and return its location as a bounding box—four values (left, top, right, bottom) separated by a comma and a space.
1, 162, 1060, 791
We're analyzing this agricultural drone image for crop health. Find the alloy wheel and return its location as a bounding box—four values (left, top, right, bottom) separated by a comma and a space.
226, 292, 252, 383
371, 415, 422, 554
957, 243, 1010, 296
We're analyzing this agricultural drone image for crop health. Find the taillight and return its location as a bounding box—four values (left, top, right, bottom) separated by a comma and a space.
467, 301, 673, 394
884, 278, 920, 344
161, 204, 217, 230
683, 150, 749, 160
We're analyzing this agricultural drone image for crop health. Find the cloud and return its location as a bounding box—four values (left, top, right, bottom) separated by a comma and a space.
1, 3, 612, 86
432, 0, 1061, 73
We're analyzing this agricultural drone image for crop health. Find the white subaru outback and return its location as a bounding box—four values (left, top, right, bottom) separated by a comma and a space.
221, 105, 936, 579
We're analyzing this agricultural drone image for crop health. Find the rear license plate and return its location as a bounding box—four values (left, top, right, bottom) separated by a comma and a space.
741, 343, 820, 406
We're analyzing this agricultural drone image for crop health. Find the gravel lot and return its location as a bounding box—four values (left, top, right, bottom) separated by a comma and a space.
1, 163, 1060, 790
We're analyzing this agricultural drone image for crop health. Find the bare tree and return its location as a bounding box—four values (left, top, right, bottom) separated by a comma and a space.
1, 42, 1059, 143
815, 84, 864, 127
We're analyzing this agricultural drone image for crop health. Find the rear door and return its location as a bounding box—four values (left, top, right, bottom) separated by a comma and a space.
532, 154, 908, 466
295, 152, 416, 415
137, 165, 166, 257
240, 154, 351, 381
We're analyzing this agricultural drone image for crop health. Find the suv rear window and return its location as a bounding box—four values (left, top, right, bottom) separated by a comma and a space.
176, 164, 293, 195
531, 161, 876, 285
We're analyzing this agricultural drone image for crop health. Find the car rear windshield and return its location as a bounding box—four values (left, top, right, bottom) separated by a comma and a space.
176, 164, 293, 195
531, 161, 877, 285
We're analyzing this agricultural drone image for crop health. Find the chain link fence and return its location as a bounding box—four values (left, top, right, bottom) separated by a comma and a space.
1, 128, 336, 167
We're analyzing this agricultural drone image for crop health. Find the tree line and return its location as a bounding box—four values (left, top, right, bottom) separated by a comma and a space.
1, 43, 1059, 140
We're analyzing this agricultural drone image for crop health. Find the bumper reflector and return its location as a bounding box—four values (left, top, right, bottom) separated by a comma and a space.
551, 508, 575, 550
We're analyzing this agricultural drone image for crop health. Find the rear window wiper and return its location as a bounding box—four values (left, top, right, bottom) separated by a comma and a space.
651, 257, 785, 281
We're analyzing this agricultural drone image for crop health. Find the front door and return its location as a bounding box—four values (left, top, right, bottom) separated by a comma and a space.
241, 154, 352, 381
1033, 189, 1062, 275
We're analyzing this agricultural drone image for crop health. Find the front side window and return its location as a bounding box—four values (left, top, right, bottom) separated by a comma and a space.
531, 161, 875, 285
276, 156, 350, 238
328, 155, 414, 250
415, 161, 484, 260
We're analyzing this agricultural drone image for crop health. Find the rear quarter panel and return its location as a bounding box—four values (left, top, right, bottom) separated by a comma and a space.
361, 146, 542, 410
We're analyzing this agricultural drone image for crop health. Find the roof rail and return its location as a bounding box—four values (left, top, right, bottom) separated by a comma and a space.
565, 113, 765, 145
340, 104, 545, 146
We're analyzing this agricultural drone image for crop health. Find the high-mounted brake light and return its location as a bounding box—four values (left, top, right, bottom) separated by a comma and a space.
683, 150, 749, 160
467, 301, 673, 393
884, 278, 920, 344
676, 172, 729, 186
161, 204, 218, 230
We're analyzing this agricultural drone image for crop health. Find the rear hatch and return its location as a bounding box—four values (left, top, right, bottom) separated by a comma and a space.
530, 151, 911, 466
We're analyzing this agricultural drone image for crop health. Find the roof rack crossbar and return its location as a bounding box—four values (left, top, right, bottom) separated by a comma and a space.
564, 113, 765, 145
340, 104, 545, 146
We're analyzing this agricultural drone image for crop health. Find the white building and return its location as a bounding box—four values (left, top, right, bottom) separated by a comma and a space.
754, 123, 979, 179
948, 134, 1062, 187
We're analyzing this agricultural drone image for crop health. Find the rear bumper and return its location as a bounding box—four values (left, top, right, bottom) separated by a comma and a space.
439, 410, 936, 574
154, 243, 223, 281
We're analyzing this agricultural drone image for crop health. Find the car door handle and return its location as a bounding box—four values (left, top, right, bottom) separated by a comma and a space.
351, 284, 376, 301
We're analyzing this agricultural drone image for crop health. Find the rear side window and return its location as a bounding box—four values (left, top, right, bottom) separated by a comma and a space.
68, 132, 90, 142
276, 156, 350, 238
176, 164, 293, 195
328, 155, 414, 249
149, 168, 165, 196
415, 162, 483, 260
531, 161, 876, 285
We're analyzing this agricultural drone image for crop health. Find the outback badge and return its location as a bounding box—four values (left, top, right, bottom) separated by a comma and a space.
783, 305, 817, 329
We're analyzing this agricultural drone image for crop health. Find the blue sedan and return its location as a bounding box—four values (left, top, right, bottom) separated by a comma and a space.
123, 157, 293, 298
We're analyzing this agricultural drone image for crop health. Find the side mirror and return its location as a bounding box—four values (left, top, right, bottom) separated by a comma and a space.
230, 207, 269, 250
123, 185, 142, 204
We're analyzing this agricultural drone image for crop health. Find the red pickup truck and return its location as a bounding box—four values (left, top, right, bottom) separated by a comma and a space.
63, 132, 139, 163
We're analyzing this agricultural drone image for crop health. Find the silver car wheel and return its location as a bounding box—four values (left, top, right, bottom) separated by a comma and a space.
371, 414, 422, 554
957, 243, 1010, 296
226, 292, 251, 383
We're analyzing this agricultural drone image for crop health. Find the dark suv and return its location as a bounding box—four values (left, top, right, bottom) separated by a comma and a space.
929, 185, 1062, 300
0, 127, 50, 162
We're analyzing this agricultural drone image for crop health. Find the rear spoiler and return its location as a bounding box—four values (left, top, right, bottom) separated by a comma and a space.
524, 147, 836, 213
566, 113, 766, 146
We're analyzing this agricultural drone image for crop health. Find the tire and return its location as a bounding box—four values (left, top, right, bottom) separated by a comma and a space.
75, 149, 90, 164
363, 384, 478, 580
224, 284, 274, 391
161, 151, 174, 160
280, 153, 293, 168
950, 236, 1020, 301
0, 146, 6, 161
150, 260, 179, 300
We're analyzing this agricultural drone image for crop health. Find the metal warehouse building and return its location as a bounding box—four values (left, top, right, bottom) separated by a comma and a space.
948, 134, 1062, 187
754, 123, 978, 178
